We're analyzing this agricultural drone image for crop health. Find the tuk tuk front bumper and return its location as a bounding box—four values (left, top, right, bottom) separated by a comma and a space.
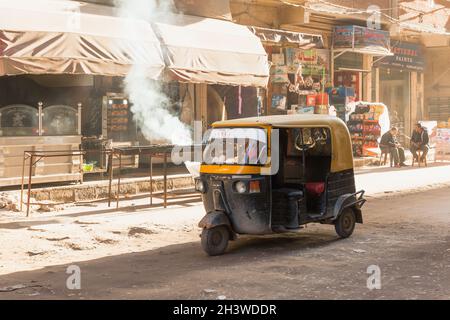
196, 174, 272, 235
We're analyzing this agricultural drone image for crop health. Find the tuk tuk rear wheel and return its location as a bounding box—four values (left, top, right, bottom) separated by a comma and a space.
335, 208, 356, 238
201, 226, 230, 256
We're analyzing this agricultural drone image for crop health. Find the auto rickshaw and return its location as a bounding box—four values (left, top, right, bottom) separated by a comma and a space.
195, 115, 366, 256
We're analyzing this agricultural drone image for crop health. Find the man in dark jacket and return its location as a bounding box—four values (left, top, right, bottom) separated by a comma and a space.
410, 123, 429, 163
380, 127, 406, 167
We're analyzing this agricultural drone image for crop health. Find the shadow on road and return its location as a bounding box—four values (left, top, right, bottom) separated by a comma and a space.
0, 231, 340, 299
0, 195, 202, 230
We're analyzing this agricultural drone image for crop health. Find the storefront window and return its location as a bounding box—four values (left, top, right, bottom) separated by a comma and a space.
0, 104, 39, 137
42, 105, 78, 136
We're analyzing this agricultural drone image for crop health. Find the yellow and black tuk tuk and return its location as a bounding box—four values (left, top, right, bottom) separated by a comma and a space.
195, 115, 366, 256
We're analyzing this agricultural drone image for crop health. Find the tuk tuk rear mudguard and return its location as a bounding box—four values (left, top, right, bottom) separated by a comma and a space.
198, 211, 237, 240
332, 191, 366, 223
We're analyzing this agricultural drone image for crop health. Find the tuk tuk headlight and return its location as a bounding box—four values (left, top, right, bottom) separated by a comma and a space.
235, 181, 248, 194
195, 179, 206, 193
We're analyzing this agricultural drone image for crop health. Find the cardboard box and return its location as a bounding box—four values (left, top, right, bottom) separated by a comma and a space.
271, 95, 287, 110
306, 95, 316, 107
298, 106, 315, 114
315, 93, 329, 105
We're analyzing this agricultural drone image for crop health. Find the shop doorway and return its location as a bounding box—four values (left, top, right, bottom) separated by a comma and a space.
379, 69, 411, 145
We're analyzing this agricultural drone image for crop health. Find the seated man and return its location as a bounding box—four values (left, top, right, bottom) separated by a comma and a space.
410, 123, 429, 163
380, 127, 407, 167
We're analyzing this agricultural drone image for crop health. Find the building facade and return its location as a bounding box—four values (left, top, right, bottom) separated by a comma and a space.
1, 0, 449, 186
230, 0, 450, 139
0, 0, 269, 186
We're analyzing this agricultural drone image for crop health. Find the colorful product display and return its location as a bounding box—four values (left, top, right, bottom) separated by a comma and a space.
347, 104, 384, 157
269, 47, 330, 115
107, 99, 130, 133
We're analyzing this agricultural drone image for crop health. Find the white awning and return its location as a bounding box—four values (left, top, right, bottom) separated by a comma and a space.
0, 2, 271, 87
0, 0, 165, 78
153, 14, 270, 87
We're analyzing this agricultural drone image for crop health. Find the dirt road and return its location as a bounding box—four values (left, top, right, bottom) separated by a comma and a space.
0, 185, 449, 300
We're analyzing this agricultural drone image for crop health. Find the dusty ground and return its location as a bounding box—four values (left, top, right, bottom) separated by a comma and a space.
0, 164, 449, 299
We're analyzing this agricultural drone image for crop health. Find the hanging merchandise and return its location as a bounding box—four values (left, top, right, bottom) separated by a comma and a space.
269, 46, 330, 115
256, 88, 264, 116
271, 65, 289, 83
304, 76, 314, 88
284, 48, 328, 92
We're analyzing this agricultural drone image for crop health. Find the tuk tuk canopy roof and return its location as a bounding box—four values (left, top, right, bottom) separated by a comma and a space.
212, 115, 354, 173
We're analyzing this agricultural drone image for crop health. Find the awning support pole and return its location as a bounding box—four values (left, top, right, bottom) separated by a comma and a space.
20, 152, 28, 212
149, 155, 153, 206
333, 49, 349, 60
116, 153, 122, 209
164, 153, 168, 209
26, 154, 34, 217
108, 152, 113, 207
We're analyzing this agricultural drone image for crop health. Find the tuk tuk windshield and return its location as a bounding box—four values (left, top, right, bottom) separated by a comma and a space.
203, 128, 268, 165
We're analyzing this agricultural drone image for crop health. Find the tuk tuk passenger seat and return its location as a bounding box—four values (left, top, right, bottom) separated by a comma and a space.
305, 182, 325, 196
272, 188, 304, 228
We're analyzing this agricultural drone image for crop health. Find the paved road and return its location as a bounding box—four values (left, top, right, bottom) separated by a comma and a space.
0, 186, 449, 300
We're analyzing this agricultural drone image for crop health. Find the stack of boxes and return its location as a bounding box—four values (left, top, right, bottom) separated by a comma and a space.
327, 87, 356, 121
289, 93, 330, 115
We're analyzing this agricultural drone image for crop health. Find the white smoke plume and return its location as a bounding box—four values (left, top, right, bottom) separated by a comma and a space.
115, 0, 193, 146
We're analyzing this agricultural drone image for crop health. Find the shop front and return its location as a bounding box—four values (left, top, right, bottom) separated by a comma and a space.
374, 41, 425, 145
331, 26, 394, 157
0, 0, 166, 186
0, 75, 89, 185
332, 25, 393, 104
0, 1, 270, 187
247, 27, 327, 117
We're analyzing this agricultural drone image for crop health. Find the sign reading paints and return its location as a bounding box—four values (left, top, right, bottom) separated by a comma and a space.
375, 41, 424, 72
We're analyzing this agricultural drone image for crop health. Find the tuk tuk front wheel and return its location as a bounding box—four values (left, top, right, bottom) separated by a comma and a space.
335, 208, 356, 238
201, 226, 230, 256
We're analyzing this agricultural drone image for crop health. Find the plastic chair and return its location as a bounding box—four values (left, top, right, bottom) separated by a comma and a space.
379, 148, 393, 167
